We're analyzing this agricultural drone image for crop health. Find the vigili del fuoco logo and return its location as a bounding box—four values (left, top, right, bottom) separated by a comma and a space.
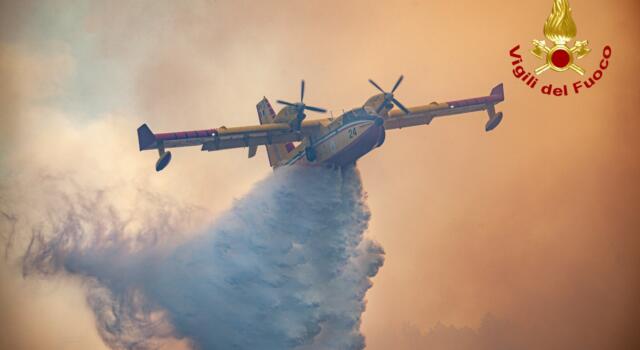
509, 0, 611, 96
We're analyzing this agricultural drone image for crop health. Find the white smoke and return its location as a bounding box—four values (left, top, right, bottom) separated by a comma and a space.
18, 166, 384, 350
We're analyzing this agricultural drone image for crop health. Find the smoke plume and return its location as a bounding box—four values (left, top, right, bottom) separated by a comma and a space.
18, 166, 384, 350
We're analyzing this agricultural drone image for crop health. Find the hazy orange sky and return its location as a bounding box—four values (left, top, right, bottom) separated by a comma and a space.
1, 0, 639, 349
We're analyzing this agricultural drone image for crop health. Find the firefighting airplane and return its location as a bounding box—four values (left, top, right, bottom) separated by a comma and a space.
137, 76, 504, 171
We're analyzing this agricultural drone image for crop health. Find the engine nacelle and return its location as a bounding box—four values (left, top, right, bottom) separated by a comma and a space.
273, 106, 299, 124
363, 94, 391, 115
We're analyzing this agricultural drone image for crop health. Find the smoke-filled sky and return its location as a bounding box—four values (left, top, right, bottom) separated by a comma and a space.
1, 0, 639, 349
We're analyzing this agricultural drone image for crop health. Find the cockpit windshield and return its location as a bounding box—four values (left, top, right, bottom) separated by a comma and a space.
342, 108, 375, 124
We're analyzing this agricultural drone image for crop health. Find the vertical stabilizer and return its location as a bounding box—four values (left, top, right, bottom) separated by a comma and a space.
257, 98, 293, 167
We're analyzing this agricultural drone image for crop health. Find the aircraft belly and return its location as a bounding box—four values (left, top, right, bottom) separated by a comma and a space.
282, 120, 383, 167
321, 122, 384, 166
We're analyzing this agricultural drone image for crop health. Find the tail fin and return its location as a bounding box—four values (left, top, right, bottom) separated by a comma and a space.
257, 98, 294, 167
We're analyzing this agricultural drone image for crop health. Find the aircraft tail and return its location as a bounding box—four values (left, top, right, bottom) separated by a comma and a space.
257, 98, 294, 167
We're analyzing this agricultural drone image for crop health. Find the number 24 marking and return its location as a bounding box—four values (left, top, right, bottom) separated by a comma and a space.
348, 127, 358, 139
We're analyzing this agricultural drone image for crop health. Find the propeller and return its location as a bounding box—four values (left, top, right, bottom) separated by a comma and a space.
277, 80, 326, 130
368, 75, 410, 115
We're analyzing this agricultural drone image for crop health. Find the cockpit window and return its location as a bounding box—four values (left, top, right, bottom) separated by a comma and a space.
342, 111, 357, 124
342, 108, 373, 125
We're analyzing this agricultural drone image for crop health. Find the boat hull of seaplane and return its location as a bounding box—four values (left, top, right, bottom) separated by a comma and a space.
282, 113, 386, 167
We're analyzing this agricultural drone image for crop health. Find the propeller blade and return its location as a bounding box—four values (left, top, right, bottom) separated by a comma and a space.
368, 79, 385, 94
276, 100, 296, 107
392, 98, 410, 114
304, 105, 327, 113
391, 75, 404, 93
300, 80, 305, 102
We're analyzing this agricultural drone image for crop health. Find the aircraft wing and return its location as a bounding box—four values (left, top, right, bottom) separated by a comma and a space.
384, 83, 505, 132
137, 119, 324, 171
